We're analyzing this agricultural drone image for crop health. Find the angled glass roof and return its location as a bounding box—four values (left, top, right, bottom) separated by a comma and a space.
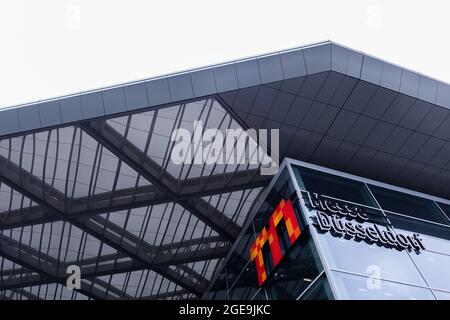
0, 96, 269, 300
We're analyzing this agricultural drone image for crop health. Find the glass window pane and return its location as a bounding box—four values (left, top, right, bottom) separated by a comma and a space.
437, 202, 450, 222
315, 226, 428, 286
435, 290, 450, 300
411, 250, 450, 292
227, 260, 260, 300
265, 233, 323, 300
331, 271, 435, 300
299, 273, 334, 300
369, 185, 448, 225
387, 212, 450, 241
293, 166, 377, 207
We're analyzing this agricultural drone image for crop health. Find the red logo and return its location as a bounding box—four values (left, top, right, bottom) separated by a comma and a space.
249, 198, 301, 286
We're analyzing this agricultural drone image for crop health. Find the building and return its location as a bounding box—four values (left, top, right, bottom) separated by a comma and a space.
0, 41, 448, 300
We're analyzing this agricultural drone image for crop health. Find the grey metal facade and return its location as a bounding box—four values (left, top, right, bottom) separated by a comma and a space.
207, 159, 450, 300
0, 41, 448, 299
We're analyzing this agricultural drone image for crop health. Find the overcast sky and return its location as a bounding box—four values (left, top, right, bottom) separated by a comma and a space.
1, 0, 449, 108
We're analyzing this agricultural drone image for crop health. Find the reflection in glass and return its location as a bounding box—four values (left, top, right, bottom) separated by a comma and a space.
299, 272, 334, 300
227, 260, 260, 300
387, 213, 450, 241
315, 226, 427, 286
435, 290, 450, 300
369, 185, 448, 225
293, 166, 377, 207
331, 271, 435, 300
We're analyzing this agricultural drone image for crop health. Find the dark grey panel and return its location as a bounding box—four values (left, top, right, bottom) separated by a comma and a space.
298, 132, 323, 160
18, 104, 41, 131
245, 113, 265, 128
363, 151, 393, 179
362, 87, 397, 119
284, 96, 313, 127
81, 92, 105, 119
310, 135, 340, 166
124, 83, 148, 111
59, 96, 83, 123
257, 55, 284, 83
0, 109, 20, 136
416, 106, 448, 135
314, 105, 339, 134
399, 100, 432, 130
433, 115, 450, 140
343, 81, 378, 113
330, 141, 359, 170
266, 90, 295, 123
248, 86, 278, 117
300, 101, 327, 132
396, 161, 426, 186
397, 132, 429, 159
327, 109, 359, 139
231, 87, 259, 113
316, 72, 345, 105
279, 76, 306, 95
381, 94, 415, 125
380, 126, 411, 155
428, 142, 450, 168
412, 137, 445, 164
345, 146, 377, 175
328, 76, 358, 108
297, 72, 329, 100
345, 115, 378, 145
364, 121, 396, 150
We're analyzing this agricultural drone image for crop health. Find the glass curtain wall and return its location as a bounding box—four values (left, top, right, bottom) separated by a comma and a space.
205, 160, 450, 300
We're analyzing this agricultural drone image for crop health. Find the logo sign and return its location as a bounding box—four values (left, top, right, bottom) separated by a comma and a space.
306, 193, 425, 252
249, 198, 301, 286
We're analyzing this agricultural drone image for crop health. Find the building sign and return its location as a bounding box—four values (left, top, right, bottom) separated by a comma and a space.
306, 193, 425, 252
249, 198, 301, 286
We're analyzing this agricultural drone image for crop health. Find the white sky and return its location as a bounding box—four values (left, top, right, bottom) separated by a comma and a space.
1, 0, 450, 109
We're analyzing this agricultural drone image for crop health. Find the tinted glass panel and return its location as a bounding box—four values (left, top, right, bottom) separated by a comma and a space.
435, 290, 450, 300
294, 166, 376, 207
437, 203, 450, 222
331, 271, 435, 300
387, 212, 450, 241
369, 185, 448, 225
265, 233, 323, 300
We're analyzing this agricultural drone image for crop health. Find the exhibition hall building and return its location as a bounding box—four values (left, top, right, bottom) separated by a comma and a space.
0, 41, 449, 300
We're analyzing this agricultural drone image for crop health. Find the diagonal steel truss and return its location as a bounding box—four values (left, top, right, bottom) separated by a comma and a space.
0, 96, 270, 300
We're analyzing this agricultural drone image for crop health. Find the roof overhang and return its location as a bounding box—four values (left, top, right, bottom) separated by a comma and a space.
1, 41, 448, 200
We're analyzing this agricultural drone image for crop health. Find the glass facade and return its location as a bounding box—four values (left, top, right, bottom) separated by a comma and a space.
206, 159, 450, 300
